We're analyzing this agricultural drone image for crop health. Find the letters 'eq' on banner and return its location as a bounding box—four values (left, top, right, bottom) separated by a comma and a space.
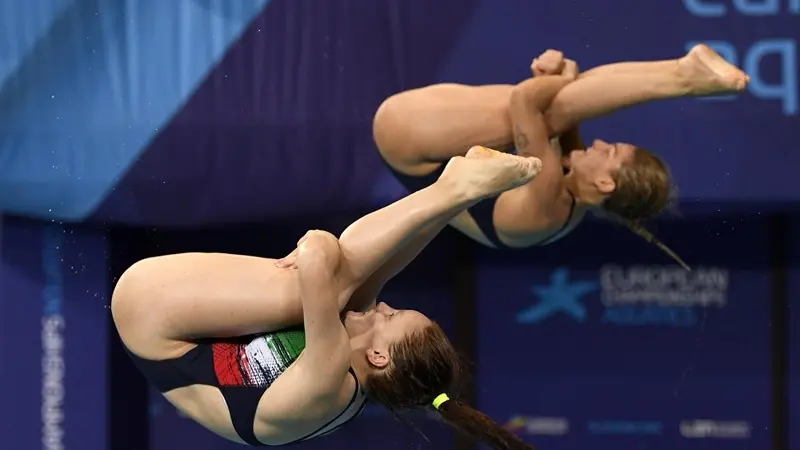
475, 219, 771, 450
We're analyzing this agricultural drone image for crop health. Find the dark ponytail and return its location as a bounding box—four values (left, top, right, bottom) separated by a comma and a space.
604, 146, 689, 270
435, 397, 535, 450
365, 324, 536, 450
624, 219, 690, 271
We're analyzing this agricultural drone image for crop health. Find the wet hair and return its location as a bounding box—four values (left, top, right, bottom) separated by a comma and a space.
365, 323, 535, 450
603, 146, 690, 270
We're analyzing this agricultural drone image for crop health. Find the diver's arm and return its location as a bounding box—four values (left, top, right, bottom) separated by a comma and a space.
530, 57, 587, 154
555, 62, 587, 154
264, 236, 355, 429
509, 75, 573, 161
494, 76, 573, 241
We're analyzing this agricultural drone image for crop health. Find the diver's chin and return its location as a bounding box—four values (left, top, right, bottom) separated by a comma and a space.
342, 312, 362, 335
344, 310, 366, 323
342, 307, 376, 336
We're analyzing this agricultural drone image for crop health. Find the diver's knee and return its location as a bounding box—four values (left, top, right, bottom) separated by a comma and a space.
111, 259, 148, 316
110, 257, 163, 339
373, 93, 409, 156
297, 230, 342, 272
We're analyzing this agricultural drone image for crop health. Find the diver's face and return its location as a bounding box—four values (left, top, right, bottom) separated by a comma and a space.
344, 302, 431, 340
569, 139, 636, 201
344, 302, 431, 368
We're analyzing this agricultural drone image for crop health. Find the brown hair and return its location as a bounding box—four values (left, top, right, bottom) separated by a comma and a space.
603, 146, 690, 270
365, 323, 535, 450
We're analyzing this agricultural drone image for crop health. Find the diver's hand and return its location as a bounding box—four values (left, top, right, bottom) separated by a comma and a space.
561, 58, 580, 80
275, 229, 336, 269
531, 49, 579, 81
531, 49, 565, 76
275, 248, 298, 269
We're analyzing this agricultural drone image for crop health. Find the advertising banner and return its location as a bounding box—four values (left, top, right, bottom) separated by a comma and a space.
790, 215, 800, 450
476, 218, 771, 450
0, 218, 108, 450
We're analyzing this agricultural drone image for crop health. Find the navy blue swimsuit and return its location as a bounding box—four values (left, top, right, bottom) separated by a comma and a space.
384, 157, 575, 248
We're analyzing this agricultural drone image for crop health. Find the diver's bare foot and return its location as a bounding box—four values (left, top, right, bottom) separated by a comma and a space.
679, 44, 749, 96
439, 146, 542, 201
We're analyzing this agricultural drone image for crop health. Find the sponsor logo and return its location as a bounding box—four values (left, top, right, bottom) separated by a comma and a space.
600, 265, 728, 327
505, 416, 569, 436
587, 420, 663, 436
680, 420, 752, 439
516, 268, 597, 324
517, 266, 729, 327
42, 226, 65, 450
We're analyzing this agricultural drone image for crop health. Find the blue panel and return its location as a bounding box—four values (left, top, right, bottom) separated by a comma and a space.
477, 217, 771, 449
2, 0, 798, 224
0, 0, 268, 220
92, 0, 481, 226
0, 0, 74, 88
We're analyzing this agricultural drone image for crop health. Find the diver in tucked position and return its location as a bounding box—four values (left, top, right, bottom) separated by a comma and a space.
375, 44, 749, 269
113, 146, 542, 449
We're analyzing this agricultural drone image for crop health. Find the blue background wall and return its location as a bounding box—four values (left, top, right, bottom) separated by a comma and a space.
477, 218, 772, 449
0, 0, 796, 449
790, 216, 800, 450
1, 0, 798, 224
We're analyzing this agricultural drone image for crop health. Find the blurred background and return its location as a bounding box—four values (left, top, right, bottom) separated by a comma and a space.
0, 0, 797, 449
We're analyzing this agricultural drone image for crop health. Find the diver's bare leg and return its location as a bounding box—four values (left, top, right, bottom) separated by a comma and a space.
346, 220, 452, 309
337, 147, 540, 287
374, 84, 517, 173
376, 46, 748, 172
579, 60, 678, 79
543, 44, 749, 134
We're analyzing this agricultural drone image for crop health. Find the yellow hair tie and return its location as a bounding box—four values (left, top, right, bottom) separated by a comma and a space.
432, 393, 450, 410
